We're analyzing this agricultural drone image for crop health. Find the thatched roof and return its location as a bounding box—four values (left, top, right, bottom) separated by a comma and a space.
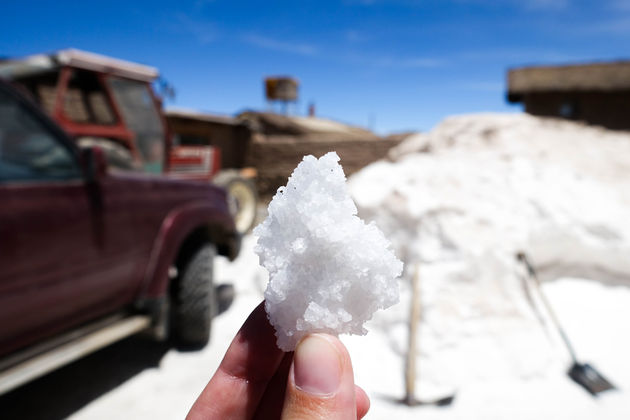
507, 61, 630, 102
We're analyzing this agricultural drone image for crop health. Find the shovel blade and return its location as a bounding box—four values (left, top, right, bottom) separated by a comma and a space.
568, 363, 615, 396
402, 394, 456, 407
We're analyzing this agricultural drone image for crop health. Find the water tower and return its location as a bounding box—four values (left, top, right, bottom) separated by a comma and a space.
265, 76, 299, 115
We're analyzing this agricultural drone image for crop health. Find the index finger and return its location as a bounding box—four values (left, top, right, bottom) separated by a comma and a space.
187, 301, 285, 420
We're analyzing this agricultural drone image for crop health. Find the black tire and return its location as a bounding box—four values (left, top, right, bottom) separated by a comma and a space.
213, 170, 258, 235
172, 244, 216, 348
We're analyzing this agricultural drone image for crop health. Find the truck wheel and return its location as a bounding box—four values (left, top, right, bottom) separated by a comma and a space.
213, 170, 258, 234
172, 244, 216, 348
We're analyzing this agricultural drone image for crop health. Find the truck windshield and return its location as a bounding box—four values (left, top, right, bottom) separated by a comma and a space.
107, 77, 164, 173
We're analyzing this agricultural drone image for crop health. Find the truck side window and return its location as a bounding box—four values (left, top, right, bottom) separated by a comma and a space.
0, 89, 80, 182
107, 77, 165, 174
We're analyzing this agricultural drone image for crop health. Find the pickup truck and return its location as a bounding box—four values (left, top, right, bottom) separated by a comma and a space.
0, 78, 240, 395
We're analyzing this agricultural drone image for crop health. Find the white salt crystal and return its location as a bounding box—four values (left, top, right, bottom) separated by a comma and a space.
254, 152, 403, 351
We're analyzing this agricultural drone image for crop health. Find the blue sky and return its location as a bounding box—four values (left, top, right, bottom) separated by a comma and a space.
3, 1, 630, 133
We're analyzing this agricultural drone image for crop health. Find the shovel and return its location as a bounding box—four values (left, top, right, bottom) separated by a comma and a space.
516, 252, 616, 396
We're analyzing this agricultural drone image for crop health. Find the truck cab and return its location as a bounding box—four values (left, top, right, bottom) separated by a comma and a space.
0, 49, 258, 234
0, 73, 239, 395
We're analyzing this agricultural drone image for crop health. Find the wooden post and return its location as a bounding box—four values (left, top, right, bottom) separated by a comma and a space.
404, 264, 421, 405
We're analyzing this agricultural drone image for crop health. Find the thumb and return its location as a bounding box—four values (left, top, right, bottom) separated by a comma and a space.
281, 334, 357, 420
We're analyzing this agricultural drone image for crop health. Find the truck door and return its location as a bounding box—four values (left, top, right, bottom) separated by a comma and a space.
0, 84, 134, 356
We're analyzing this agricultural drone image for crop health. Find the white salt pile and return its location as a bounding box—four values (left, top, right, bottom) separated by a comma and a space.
254, 151, 403, 351
346, 113, 630, 412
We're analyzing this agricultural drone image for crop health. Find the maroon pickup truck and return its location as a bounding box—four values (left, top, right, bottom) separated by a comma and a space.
0, 78, 240, 394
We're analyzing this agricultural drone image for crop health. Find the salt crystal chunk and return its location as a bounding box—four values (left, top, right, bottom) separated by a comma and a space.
254, 151, 403, 351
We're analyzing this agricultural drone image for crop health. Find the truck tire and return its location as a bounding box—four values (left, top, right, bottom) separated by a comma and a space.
172, 244, 216, 348
213, 170, 258, 235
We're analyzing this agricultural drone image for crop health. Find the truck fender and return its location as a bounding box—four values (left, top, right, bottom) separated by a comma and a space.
139, 201, 237, 301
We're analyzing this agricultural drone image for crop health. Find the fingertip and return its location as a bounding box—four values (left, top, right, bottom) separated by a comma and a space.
355, 385, 370, 419
281, 333, 358, 419
293, 334, 343, 395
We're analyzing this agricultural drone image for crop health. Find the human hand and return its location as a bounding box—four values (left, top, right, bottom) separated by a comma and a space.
186, 302, 370, 419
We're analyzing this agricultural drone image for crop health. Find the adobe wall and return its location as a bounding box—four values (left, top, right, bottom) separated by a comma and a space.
244, 134, 403, 197
523, 90, 630, 131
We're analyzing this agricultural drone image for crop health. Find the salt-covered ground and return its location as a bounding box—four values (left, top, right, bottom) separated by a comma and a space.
65, 113, 629, 419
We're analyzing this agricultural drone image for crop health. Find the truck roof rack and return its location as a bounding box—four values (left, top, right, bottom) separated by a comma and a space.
0, 48, 159, 82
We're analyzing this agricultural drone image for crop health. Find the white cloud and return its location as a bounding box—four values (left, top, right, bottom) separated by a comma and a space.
582, 17, 630, 34
346, 0, 571, 9
456, 81, 504, 92
457, 47, 584, 64
608, 0, 630, 10
347, 54, 446, 68
398, 57, 446, 68
458, 0, 570, 10
243, 34, 318, 56
345, 30, 371, 43
174, 14, 216, 44
523, 0, 569, 10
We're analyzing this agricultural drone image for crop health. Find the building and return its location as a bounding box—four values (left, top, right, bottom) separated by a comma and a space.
166, 108, 252, 170
507, 61, 630, 130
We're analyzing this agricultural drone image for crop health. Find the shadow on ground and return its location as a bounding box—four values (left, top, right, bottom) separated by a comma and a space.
0, 284, 235, 420
0, 335, 170, 420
